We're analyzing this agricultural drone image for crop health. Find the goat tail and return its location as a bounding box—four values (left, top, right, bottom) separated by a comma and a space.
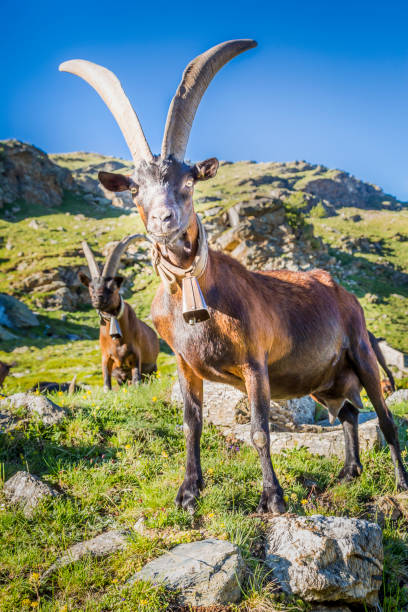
368, 330, 395, 392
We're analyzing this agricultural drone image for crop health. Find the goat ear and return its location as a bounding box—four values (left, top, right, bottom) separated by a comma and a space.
98, 171, 132, 192
115, 276, 124, 288
193, 158, 219, 181
78, 271, 90, 287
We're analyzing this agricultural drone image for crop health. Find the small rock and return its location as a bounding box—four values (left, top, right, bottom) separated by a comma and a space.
387, 389, 408, 405
4, 471, 60, 518
265, 515, 383, 605
41, 529, 129, 582
28, 219, 40, 229
0, 393, 66, 426
128, 538, 246, 606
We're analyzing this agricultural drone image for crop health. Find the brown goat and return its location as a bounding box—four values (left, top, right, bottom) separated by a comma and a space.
79, 237, 159, 390
0, 360, 16, 388
61, 39, 408, 513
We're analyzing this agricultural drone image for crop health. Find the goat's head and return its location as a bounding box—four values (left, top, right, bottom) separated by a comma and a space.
60, 40, 256, 246
79, 236, 136, 312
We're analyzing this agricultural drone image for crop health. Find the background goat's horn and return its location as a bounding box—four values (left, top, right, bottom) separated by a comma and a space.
161, 39, 257, 161
59, 59, 153, 164
82, 241, 101, 278
102, 234, 148, 279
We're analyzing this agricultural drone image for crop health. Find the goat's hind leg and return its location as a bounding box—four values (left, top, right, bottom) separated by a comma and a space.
245, 362, 286, 514
338, 401, 363, 481
352, 342, 408, 490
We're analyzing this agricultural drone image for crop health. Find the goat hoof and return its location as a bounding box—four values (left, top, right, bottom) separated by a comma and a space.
257, 488, 286, 514
337, 463, 363, 482
396, 468, 408, 491
175, 478, 202, 514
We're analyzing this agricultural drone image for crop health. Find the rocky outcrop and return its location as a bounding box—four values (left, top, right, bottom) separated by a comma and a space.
4, 471, 60, 518
0, 393, 66, 426
265, 515, 383, 605
128, 538, 246, 606
0, 293, 38, 328
203, 195, 327, 272
0, 140, 75, 208
41, 530, 129, 582
20, 265, 91, 311
51, 155, 133, 208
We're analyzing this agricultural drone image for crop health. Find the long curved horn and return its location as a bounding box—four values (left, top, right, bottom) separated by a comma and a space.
59, 59, 153, 164
161, 39, 257, 161
102, 234, 150, 279
82, 241, 101, 278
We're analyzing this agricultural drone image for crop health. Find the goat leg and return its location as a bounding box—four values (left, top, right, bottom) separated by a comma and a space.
175, 355, 204, 514
350, 341, 408, 490
131, 366, 141, 385
337, 401, 363, 481
244, 361, 286, 514
102, 357, 112, 392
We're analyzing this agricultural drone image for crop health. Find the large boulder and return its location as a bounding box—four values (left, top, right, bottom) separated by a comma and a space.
171, 379, 316, 430
4, 471, 60, 518
265, 515, 383, 605
0, 140, 74, 208
0, 293, 38, 328
128, 538, 246, 606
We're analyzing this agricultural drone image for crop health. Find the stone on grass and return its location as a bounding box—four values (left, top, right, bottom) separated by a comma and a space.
171, 379, 315, 429
41, 529, 129, 582
0, 393, 66, 426
4, 471, 60, 518
387, 389, 408, 405
265, 515, 383, 605
128, 538, 245, 606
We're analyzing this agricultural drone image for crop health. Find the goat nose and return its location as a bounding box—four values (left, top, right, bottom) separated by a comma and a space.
152, 209, 174, 222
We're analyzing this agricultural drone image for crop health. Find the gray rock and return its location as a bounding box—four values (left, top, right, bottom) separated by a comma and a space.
0, 293, 38, 328
0, 393, 66, 426
4, 471, 60, 518
265, 515, 383, 605
41, 529, 129, 582
378, 341, 408, 375
0, 139, 74, 207
387, 389, 408, 405
171, 379, 315, 429
128, 538, 245, 606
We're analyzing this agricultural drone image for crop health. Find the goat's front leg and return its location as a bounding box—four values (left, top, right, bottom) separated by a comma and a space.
175, 355, 203, 513
244, 361, 286, 514
102, 356, 112, 392
131, 353, 142, 386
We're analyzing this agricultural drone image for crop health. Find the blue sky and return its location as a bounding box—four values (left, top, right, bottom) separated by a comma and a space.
2, 0, 408, 199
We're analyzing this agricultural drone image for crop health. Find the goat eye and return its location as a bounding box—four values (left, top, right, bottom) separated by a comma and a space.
130, 185, 139, 196
184, 178, 194, 189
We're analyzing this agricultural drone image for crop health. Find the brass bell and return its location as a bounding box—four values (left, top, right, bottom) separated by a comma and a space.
109, 317, 122, 338
182, 275, 210, 324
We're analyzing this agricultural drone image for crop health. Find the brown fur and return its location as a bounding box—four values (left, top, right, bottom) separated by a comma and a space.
99, 301, 159, 387
0, 360, 16, 388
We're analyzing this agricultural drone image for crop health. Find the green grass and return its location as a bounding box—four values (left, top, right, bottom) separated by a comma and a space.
1, 381, 408, 610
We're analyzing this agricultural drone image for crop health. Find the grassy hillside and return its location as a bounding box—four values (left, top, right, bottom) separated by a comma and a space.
0, 150, 407, 610
1, 383, 408, 611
